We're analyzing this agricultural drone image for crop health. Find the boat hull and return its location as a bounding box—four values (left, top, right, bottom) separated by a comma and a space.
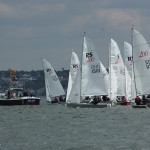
131, 102, 150, 108
117, 101, 131, 106
67, 102, 112, 108
132, 105, 148, 108
0, 97, 40, 105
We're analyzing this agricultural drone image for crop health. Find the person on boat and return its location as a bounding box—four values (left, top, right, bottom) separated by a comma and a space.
59, 96, 64, 102
106, 96, 110, 101
121, 96, 127, 102
85, 96, 90, 101
12, 92, 16, 98
90, 96, 99, 105
52, 97, 58, 103
102, 96, 108, 101
23, 90, 29, 96
7, 90, 11, 99
63, 97, 66, 102
141, 95, 148, 105
147, 94, 150, 98
135, 96, 141, 105
116, 96, 121, 102
82, 96, 91, 103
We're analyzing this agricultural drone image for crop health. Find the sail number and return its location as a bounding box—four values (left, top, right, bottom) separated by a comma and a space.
91, 65, 100, 73
145, 60, 150, 69
86, 52, 95, 62
52, 75, 58, 81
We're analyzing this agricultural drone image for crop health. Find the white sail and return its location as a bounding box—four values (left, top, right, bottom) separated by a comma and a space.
45, 78, 51, 102
109, 65, 118, 101
81, 35, 108, 96
132, 28, 150, 95
124, 42, 136, 100
124, 42, 132, 100
110, 38, 125, 96
124, 67, 131, 100
124, 42, 133, 77
100, 62, 109, 94
131, 66, 136, 100
67, 65, 81, 104
66, 51, 80, 102
42, 58, 65, 100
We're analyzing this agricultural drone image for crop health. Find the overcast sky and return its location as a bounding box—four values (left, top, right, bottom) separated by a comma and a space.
1, 0, 150, 71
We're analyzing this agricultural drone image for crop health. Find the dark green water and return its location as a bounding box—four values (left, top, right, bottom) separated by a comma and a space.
0, 97, 150, 150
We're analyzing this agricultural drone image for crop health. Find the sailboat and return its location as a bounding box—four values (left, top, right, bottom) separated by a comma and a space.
66, 33, 112, 108
124, 42, 136, 102
131, 28, 150, 108
66, 51, 80, 103
124, 42, 133, 77
109, 38, 131, 105
42, 58, 65, 104
109, 39, 125, 98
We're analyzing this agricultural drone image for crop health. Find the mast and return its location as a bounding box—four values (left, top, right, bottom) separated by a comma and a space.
131, 26, 138, 97
123, 43, 127, 99
109, 38, 112, 101
80, 32, 86, 102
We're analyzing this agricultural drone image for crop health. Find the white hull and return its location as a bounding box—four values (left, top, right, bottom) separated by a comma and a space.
131, 104, 148, 108
67, 102, 112, 108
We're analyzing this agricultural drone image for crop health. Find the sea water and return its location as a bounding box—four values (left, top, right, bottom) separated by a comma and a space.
0, 97, 150, 150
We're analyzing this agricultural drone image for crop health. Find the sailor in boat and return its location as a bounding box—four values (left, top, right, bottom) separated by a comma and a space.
52, 97, 59, 103
102, 95, 110, 102
89, 96, 101, 105
82, 96, 91, 103
135, 96, 142, 105
116, 96, 121, 102
121, 96, 127, 102
59, 96, 66, 102
141, 95, 149, 105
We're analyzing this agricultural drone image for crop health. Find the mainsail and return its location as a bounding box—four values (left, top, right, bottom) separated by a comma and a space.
124, 42, 133, 77
124, 42, 132, 100
124, 41, 136, 100
66, 51, 80, 102
67, 33, 109, 105
100, 61, 109, 95
132, 28, 150, 95
67, 64, 81, 104
42, 58, 65, 101
109, 65, 117, 101
110, 38, 125, 97
45, 78, 51, 102
81, 34, 108, 96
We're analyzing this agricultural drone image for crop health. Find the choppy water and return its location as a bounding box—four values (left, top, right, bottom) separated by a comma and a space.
0, 97, 150, 150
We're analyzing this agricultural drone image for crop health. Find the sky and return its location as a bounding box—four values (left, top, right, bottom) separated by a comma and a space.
1, 0, 150, 71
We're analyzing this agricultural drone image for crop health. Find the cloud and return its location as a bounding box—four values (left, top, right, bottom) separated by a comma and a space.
95, 9, 141, 29
0, 4, 14, 16
1, 0, 150, 70
0, 2, 66, 17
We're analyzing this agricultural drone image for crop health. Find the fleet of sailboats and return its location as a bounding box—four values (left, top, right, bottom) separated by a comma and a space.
41, 28, 150, 109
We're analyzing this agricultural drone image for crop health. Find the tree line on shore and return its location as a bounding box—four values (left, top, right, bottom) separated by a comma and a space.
0, 69, 69, 96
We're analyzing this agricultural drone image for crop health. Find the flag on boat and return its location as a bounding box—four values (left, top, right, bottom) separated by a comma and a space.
10, 70, 17, 74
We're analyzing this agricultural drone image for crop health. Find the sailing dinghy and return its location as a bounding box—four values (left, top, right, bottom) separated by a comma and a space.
109, 39, 131, 106
66, 33, 112, 108
42, 58, 65, 104
131, 28, 150, 108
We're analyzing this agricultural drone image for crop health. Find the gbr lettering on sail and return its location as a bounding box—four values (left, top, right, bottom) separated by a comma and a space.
86, 52, 100, 73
